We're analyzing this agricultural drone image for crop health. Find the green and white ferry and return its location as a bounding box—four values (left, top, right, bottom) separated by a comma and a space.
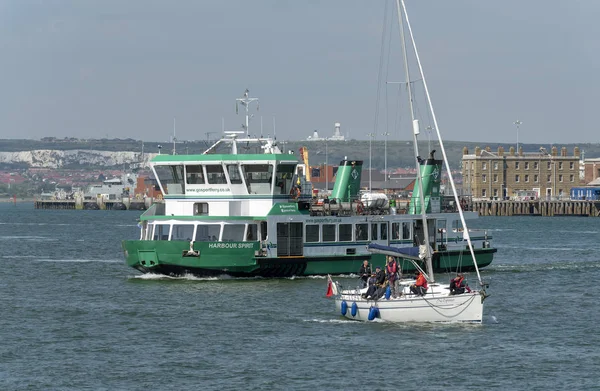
122, 145, 496, 277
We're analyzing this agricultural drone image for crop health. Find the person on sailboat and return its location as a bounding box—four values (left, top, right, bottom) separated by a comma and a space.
410, 270, 428, 296
359, 260, 372, 288
449, 273, 471, 295
362, 266, 386, 300
386, 256, 400, 298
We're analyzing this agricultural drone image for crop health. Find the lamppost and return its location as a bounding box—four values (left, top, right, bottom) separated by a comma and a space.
325, 137, 329, 192
367, 133, 376, 191
514, 120, 522, 152
382, 132, 390, 184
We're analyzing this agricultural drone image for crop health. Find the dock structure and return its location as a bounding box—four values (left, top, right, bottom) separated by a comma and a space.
34, 198, 156, 211
470, 200, 600, 217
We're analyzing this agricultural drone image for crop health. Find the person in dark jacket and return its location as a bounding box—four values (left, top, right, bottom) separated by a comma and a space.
449, 273, 470, 295
359, 260, 372, 288
363, 266, 386, 299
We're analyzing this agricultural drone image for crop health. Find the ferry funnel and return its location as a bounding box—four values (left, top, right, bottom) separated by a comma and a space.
331, 159, 363, 202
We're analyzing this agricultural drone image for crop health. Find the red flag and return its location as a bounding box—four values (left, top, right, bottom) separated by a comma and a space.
326, 279, 333, 298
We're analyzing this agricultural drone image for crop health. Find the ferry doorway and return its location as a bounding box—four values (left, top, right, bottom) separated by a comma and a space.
276, 222, 303, 256
413, 219, 436, 250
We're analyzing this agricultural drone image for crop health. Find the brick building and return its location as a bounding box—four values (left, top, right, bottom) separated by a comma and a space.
462, 146, 581, 200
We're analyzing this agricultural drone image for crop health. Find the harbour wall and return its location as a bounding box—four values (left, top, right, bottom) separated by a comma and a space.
33, 197, 159, 211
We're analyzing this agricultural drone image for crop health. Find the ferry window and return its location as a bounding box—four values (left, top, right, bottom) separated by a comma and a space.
242, 164, 273, 194
380, 223, 388, 240
246, 224, 258, 241
222, 224, 245, 241
275, 164, 296, 195
402, 222, 411, 240
355, 223, 368, 241
206, 165, 227, 184
186, 165, 205, 184
171, 224, 195, 241
371, 223, 378, 241
306, 225, 320, 243
154, 165, 185, 195
339, 224, 352, 242
323, 224, 336, 242
392, 223, 400, 240
194, 203, 209, 216
226, 165, 243, 184
260, 221, 267, 241
153, 224, 171, 240
195, 225, 221, 242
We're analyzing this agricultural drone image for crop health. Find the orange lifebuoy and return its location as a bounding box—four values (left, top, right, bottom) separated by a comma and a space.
156, 194, 163, 201
290, 186, 301, 199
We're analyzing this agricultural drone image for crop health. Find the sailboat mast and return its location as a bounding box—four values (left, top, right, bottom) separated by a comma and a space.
399, 0, 483, 286
396, 0, 434, 283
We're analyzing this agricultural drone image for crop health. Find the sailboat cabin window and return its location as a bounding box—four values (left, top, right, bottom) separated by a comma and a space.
355, 223, 368, 241
322, 224, 336, 242
339, 224, 352, 242
171, 225, 195, 241
154, 165, 185, 195
306, 225, 320, 243
206, 165, 227, 184
226, 165, 243, 184
222, 224, 245, 241
185, 165, 205, 184
193, 203, 209, 216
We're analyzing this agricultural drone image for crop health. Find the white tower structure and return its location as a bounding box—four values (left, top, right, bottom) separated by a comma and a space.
330, 122, 345, 141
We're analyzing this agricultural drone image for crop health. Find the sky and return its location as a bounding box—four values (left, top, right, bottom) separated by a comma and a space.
0, 0, 599, 144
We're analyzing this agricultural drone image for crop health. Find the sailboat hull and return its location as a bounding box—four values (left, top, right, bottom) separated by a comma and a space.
334, 288, 484, 323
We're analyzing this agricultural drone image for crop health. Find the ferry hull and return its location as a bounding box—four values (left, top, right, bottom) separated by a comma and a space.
122, 240, 495, 278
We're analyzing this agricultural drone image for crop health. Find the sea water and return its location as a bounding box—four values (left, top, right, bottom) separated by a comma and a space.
0, 202, 598, 390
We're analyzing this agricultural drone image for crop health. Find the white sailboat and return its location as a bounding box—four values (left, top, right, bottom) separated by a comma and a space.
329, 0, 489, 323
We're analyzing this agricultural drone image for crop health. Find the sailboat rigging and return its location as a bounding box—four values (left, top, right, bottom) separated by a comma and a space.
329, 0, 489, 323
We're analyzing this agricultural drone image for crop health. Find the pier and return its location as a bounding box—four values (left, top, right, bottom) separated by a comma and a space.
470, 200, 600, 217
34, 198, 156, 211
